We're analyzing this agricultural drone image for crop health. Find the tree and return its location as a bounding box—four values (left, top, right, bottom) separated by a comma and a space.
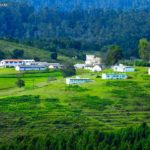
139, 38, 150, 61
106, 45, 123, 66
34, 56, 40, 61
62, 64, 76, 77
0, 51, 5, 60
16, 79, 25, 88
12, 49, 24, 59
51, 52, 58, 60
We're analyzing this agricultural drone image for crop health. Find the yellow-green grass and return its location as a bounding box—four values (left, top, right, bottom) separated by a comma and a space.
0, 40, 50, 61
0, 40, 80, 63
0, 67, 150, 142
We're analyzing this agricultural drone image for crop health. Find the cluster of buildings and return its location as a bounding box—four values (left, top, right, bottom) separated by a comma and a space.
66, 55, 149, 85
0, 59, 63, 71
74, 55, 104, 72
0, 55, 149, 85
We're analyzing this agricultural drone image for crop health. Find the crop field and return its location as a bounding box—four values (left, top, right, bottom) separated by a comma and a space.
0, 67, 150, 143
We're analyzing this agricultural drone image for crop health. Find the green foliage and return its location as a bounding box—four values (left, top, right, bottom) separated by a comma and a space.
0, 51, 5, 60
106, 45, 123, 65
2, 3, 150, 57
1, 123, 150, 150
16, 79, 25, 88
62, 64, 76, 77
139, 38, 150, 61
12, 49, 24, 59
51, 52, 58, 60
120, 60, 150, 67
33, 56, 40, 61
65, 85, 88, 92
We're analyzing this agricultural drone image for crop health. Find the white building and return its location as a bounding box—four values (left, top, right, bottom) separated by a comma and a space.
74, 64, 85, 69
113, 64, 135, 72
15, 65, 47, 71
74, 54, 103, 72
84, 64, 103, 72
102, 73, 128, 79
49, 63, 63, 69
0, 59, 35, 68
23, 60, 35, 65
30, 62, 50, 66
85, 55, 101, 65
92, 65, 103, 72
66, 77, 92, 85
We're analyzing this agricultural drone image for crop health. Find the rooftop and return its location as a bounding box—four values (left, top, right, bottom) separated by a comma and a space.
18, 65, 46, 68
2, 59, 23, 62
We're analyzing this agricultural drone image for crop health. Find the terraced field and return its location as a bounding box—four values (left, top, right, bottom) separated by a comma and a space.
0, 67, 150, 143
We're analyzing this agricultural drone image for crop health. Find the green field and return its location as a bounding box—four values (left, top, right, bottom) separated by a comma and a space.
0, 67, 150, 143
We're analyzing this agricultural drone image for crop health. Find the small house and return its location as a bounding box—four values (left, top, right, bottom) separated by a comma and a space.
49, 63, 63, 69
74, 64, 85, 69
84, 64, 103, 72
31, 62, 50, 66
113, 64, 135, 72
15, 65, 47, 71
102, 73, 128, 79
66, 77, 92, 85
92, 65, 103, 72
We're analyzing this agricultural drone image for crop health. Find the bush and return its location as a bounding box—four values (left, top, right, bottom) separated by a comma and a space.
62, 64, 76, 77
16, 79, 25, 88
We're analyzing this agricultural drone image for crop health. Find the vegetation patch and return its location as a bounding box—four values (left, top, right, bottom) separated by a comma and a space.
65, 85, 89, 92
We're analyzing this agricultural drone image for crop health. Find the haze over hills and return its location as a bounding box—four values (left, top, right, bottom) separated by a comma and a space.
1, 0, 150, 10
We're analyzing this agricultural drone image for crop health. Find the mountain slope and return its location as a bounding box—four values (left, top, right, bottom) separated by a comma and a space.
1, 1, 150, 57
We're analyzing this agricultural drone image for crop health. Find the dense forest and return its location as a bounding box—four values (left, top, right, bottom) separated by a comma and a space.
1, 2, 150, 57
0, 123, 150, 150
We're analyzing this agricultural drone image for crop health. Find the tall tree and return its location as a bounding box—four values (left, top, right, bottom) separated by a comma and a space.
106, 45, 123, 65
51, 52, 58, 60
139, 38, 150, 61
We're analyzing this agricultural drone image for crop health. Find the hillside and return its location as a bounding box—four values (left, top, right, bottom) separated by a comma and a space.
1, 2, 150, 56
0, 40, 80, 63
0, 40, 50, 60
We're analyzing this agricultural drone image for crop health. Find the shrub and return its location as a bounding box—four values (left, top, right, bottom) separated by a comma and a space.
16, 79, 25, 88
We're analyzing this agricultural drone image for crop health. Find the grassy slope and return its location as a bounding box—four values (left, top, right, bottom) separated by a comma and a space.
0, 67, 150, 142
0, 40, 79, 63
